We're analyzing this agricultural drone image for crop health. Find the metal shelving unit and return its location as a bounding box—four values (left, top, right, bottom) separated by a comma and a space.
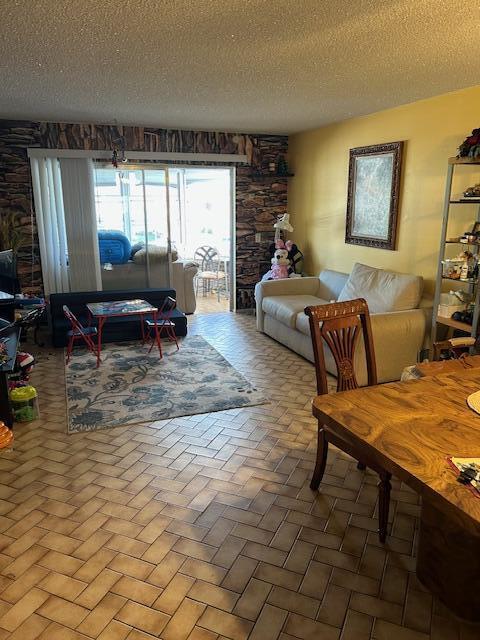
431, 157, 480, 344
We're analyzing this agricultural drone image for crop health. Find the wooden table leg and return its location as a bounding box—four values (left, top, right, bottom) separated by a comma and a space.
417, 499, 480, 622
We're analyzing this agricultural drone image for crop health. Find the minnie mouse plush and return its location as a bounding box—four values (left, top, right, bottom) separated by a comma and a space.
262, 239, 295, 280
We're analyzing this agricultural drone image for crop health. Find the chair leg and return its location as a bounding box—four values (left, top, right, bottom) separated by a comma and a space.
310, 424, 328, 490
66, 336, 74, 365
378, 471, 392, 543
167, 326, 179, 349
86, 335, 98, 357
148, 333, 155, 354
357, 462, 366, 470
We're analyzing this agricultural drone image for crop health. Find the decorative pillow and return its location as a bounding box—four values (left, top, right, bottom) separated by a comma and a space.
133, 245, 178, 264
130, 242, 144, 259
337, 263, 423, 313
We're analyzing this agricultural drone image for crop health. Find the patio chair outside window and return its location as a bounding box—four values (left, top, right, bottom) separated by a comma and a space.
194, 245, 228, 302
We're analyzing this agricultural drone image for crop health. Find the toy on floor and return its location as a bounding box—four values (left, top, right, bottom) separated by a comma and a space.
0, 422, 13, 450
9, 385, 39, 422
8, 351, 35, 389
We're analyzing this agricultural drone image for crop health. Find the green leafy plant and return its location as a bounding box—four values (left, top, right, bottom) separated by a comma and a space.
0, 212, 26, 254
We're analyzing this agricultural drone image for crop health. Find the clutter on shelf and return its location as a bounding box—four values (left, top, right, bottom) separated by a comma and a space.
441, 250, 477, 280
438, 291, 468, 318
463, 184, 480, 199
458, 128, 480, 159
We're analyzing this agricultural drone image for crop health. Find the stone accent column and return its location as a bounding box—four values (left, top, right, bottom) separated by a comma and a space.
0, 121, 41, 294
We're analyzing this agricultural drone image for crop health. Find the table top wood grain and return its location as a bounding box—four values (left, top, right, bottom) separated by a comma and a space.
312, 368, 480, 534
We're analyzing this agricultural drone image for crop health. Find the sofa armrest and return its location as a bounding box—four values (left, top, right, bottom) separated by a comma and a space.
254, 277, 320, 331
369, 308, 428, 382
171, 261, 198, 314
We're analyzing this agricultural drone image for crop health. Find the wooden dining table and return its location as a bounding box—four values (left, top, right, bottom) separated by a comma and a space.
312, 368, 480, 622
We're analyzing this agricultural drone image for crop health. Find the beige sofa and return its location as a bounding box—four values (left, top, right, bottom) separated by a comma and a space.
255, 263, 431, 385
100, 260, 198, 314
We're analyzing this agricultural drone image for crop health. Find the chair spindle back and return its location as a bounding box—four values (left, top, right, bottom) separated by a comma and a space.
305, 298, 377, 395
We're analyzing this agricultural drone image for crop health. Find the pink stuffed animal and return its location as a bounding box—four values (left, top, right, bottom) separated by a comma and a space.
262, 239, 294, 280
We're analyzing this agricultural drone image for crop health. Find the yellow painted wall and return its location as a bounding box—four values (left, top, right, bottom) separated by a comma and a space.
288, 85, 480, 294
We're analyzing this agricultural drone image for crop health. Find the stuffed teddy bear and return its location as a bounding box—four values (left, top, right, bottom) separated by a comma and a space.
262, 239, 295, 280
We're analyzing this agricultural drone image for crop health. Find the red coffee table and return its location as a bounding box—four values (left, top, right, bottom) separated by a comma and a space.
86, 299, 162, 367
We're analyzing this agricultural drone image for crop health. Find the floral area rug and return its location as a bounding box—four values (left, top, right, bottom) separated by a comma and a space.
65, 335, 267, 434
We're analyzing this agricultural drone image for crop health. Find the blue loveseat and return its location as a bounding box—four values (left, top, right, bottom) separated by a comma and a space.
50, 288, 187, 348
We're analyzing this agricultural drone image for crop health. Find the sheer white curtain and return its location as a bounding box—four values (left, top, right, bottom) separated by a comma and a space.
30, 156, 102, 295
30, 157, 69, 296
60, 159, 102, 292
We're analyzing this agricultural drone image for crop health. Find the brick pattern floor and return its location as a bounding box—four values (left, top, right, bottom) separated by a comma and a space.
0, 311, 477, 639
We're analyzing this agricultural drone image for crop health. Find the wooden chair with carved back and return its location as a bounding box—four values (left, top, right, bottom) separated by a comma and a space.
305, 298, 392, 543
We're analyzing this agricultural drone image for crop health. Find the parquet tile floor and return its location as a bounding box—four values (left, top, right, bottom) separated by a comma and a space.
0, 311, 477, 639
194, 292, 229, 314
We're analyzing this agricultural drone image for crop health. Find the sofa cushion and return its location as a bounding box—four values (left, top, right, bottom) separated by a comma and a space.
337, 263, 423, 313
262, 295, 328, 328
295, 311, 312, 336
133, 245, 179, 264
318, 270, 349, 301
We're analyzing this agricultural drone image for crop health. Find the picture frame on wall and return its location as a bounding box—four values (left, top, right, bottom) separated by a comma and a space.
345, 141, 403, 250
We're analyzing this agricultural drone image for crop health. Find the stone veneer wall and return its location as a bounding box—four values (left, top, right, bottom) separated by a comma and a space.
0, 121, 288, 309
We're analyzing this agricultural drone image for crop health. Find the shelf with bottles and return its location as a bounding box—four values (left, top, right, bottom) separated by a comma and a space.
432, 143, 480, 347
441, 252, 478, 281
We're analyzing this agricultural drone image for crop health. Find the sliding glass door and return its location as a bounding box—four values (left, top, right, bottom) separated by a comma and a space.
93, 164, 234, 310
94, 166, 172, 291
169, 167, 233, 312
30, 153, 234, 309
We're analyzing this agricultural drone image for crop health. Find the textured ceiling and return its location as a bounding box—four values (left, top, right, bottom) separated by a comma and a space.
0, 0, 479, 134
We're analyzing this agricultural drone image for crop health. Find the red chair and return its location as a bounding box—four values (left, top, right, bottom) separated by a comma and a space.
63, 305, 98, 365
144, 296, 179, 354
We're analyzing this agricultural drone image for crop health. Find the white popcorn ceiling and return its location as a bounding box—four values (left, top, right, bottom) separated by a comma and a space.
0, 0, 479, 134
